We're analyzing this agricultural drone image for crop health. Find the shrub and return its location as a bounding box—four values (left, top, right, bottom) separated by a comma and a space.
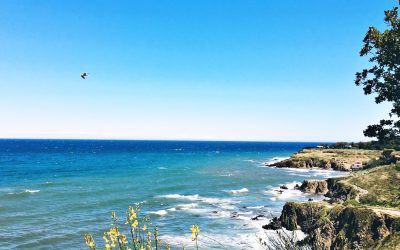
84, 205, 201, 250
343, 199, 360, 207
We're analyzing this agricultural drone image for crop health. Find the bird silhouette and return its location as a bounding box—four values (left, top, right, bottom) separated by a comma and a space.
80, 72, 89, 79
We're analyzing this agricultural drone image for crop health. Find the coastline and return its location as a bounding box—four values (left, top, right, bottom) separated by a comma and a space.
261, 147, 400, 249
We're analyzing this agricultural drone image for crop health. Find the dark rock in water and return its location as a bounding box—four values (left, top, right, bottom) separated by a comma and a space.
251, 215, 265, 220
280, 185, 288, 190
294, 184, 301, 190
212, 211, 218, 214
262, 217, 282, 230
275, 190, 283, 194
241, 206, 247, 209
308, 198, 314, 201
230, 212, 239, 218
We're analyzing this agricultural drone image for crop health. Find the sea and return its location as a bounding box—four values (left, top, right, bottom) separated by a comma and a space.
0, 140, 346, 250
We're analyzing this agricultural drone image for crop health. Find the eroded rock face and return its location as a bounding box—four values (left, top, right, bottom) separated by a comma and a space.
300, 180, 329, 195
267, 202, 400, 250
269, 158, 341, 170
262, 217, 282, 230
326, 177, 361, 201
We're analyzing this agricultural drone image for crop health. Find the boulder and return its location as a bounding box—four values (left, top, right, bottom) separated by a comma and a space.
300, 180, 329, 195
262, 217, 282, 230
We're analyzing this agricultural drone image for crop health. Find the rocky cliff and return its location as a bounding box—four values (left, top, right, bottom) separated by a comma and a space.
299, 180, 329, 195
270, 202, 400, 249
264, 164, 400, 249
267, 148, 381, 171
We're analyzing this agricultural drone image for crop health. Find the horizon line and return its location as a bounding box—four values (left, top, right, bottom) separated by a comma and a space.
0, 137, 361, 143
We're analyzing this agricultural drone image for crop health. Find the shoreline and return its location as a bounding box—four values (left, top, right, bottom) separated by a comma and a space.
260, 147, 400, 249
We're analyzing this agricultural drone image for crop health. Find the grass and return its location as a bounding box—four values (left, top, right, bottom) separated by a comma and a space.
291, 148, 381, 170
343, 164, 400, 208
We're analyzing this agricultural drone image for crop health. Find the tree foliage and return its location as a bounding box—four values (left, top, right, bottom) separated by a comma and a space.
355, 6, 400, 142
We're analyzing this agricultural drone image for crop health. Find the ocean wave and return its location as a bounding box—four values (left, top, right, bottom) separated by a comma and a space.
157, 194, 238, 215
261, 228, 307, 249
158, 194, 236, 207
264, 181, 327, 202
263, 157, 289, 166
226, 188, 249, 194
246, 205, 264, 209
25, 189, 40, 193
159, 228, 280, 250
149, 210, 168, 216
6, 189, 40, 197
161, 203, 200, 213
219, 173, 233, 177
243, 159, 262, 164
284, 168, 349, 178
158, 194, 200, 200
176, 203, 198, 210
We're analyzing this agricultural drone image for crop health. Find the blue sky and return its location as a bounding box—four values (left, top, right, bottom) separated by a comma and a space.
0, 0, 397, 141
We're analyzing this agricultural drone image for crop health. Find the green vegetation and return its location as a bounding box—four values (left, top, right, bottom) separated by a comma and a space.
275, 148, 382, 171
345, 165, 400, 208
84, 205, 200, 250
278, 201, 400, 250
325, 140, 400, 150
355, 6, 400, 142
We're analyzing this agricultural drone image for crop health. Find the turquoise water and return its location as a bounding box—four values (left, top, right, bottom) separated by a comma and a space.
0, 140, 344, 249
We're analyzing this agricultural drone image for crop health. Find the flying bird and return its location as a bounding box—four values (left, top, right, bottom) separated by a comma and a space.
80, 72, 89, 79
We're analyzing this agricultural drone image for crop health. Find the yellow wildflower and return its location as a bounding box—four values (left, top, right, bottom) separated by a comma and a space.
132, 220, 139, 228
111, 211, 117, 220
84, 234, 96, 249
191, 225, 200, 240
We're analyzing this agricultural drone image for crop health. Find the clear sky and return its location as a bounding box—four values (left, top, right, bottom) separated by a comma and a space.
0, 0, 397, 142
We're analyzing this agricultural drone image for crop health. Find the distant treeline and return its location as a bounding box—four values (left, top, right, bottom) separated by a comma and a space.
318, 140, 400, 151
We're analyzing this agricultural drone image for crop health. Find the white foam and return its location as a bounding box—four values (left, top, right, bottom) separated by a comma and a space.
25, 189, 40, 193
264, 181, 329, 202
176, 203, 198, 210
243, 159, 260, 163
283, 167, 349, 178
158, 194, 237, 208
282, 181, 302, 189
246, 205, 264, 209
263, 157, 289, 166
226, 188, 249, 194
219, 173, 233, 177
150, 210, 168, 216
159, 194, 200, 200
160, 232, 268, 250
261, 228, 307, 249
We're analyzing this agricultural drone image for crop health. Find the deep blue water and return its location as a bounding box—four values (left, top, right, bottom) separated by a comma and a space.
0, 140, 343, 249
